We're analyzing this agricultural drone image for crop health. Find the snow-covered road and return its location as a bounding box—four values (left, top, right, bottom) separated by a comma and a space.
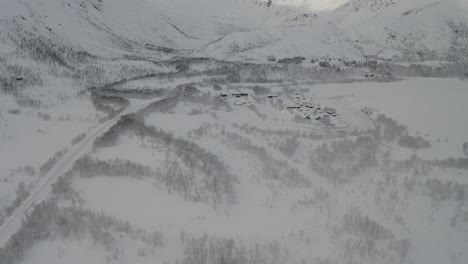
0, 100, 154, 248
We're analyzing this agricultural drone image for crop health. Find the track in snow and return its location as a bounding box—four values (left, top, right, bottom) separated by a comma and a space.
0, 101, 154, 248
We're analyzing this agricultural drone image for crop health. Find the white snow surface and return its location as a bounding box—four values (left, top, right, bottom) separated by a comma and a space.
1, 0, 466, 60
0, 1, 468, 264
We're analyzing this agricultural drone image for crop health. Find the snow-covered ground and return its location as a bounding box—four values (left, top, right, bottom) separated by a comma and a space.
310, 78, 468, 158
1, 1, 467, 264
6, 76, 463, 264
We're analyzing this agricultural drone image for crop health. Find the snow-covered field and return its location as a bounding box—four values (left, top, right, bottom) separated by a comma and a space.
1, 0, 467, 264
311, 78, 468, 158
2, 75, 466, 263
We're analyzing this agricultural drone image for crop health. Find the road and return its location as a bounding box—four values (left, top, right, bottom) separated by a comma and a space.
0, 101, 153, 248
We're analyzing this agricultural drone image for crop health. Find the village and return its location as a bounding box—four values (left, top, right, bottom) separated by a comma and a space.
219, 89, 346, 129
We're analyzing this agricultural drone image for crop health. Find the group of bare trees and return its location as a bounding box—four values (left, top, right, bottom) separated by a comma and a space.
0, 182, 32, 227
342, 207, 393, 240
398, 135, 431, 150
310, 134, 378, 184
93, 110, 237, 205
424, 178, 467, 202
277, 137, 299, 157
224, 131, 309, 187
337, 207, 413, 264
233, 123, 324, 141
180, 234, 288, 264
0, 198, 163, 264
73, 155, 152, 179
375, 114, 407, 142
39, 148, 68, 176
90, 92, 130, 120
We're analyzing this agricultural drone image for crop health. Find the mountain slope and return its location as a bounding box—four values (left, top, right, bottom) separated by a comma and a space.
332, 0, 468, 60
152, 0, 467, 62
0, 0, 208, 58
1, 0, 467, 62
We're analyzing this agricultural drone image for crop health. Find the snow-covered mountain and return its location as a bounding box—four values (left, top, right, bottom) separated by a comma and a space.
216, 0, 468, 61
331, 0, 468, 60
1, 0, 467, 62
0, 0, 211, 59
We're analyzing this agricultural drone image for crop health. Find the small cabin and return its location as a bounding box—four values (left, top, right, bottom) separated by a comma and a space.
233, 93, 248, 98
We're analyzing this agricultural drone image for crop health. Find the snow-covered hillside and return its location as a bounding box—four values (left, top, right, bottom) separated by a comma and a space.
0, 0, 211, 58
331, 0, 468, 61
1, 0, 467, 61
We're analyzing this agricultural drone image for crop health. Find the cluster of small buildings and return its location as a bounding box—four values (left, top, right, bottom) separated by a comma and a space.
218, 91, 339, 124
282, 94, 339, 121
219, 92, 252, 105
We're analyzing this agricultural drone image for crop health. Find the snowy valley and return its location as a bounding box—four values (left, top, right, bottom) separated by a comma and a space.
0, 0, 468, 264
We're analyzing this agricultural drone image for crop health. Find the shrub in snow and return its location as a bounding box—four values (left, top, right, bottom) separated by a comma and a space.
39, 148, 68, 176
4, 182, 31, 217
213, 84, 222, 91
0, 200, 161, 264
234, 123, 323, 141
180, 234, 289, 264
90, 92, 129, 120
225, 132, 309, 187
0, 63, 43, 93
375, 114, 407, 142
51, 172, 80, 203
342, 207, 394, 240
7, 109, 21, 115
430, 157, 468, 170
226, 71, 242, 83
310, 135, 378, 184
278, 137, 299, 157
11, 25, 94, 68
249, 85, 271, 95
71, 133, 87, 145
73, 155, 151, 179
93, 113, 236, 205
318, 60, 331, 68
425, 178, 467, 201
398, 135, 431, 150
176, 63, 190, 72
278, 56, 306, 64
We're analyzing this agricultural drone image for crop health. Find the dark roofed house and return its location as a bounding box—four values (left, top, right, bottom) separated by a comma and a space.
233, 93, 249, 98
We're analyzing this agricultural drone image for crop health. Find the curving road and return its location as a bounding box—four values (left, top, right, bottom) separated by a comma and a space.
0, 101, 154, 248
